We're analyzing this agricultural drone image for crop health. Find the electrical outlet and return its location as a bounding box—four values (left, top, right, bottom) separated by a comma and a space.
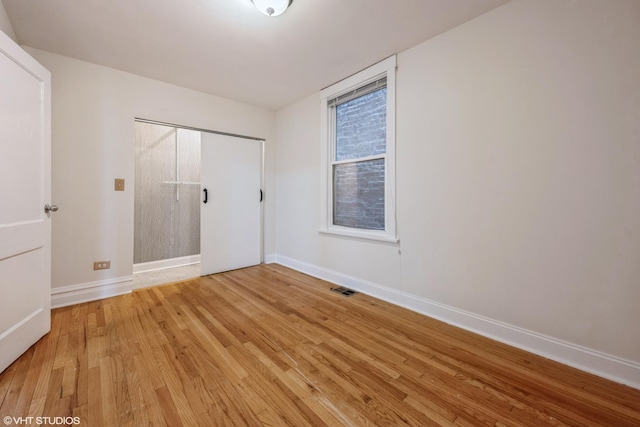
114, 178, 125, 191
93, 261, 111, 270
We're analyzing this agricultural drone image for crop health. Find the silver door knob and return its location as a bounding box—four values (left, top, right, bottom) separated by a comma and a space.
44, 204, 59, 213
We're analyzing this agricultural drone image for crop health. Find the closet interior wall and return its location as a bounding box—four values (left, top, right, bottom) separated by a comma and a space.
134, 121, 201, 264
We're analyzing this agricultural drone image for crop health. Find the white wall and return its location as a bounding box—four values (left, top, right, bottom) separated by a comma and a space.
0, 0, 17, 42
275, 0, 640, 385
25, 48, 276, 294
275, 95, 402, 286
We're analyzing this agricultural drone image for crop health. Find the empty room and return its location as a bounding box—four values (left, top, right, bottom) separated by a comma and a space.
1, 0, 639, 425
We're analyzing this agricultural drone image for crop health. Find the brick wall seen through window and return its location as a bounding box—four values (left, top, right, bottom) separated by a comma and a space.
333, 88, 386, 230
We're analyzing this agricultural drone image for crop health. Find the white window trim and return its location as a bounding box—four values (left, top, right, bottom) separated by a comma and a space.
319, 55, 397, 243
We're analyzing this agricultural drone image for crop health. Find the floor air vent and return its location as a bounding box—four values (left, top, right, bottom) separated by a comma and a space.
330, 286, 358, 297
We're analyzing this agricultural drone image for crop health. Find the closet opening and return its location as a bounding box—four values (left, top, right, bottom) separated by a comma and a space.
133, 120, 201, 287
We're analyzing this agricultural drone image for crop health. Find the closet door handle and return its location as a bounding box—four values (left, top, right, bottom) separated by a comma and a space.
260, 189, 263, 202
203, 188, 208, 204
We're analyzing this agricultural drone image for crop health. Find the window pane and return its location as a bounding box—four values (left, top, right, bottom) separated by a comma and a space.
335, 87, 386, 161
333, 159, 385, 230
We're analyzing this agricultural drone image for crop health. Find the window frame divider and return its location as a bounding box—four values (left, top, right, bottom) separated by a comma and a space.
331, 153, 386, 166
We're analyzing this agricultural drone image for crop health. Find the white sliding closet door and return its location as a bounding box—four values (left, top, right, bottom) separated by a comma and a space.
200, 133, 262, 276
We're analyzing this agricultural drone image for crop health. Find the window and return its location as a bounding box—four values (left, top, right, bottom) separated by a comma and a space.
320, 56, 397, 242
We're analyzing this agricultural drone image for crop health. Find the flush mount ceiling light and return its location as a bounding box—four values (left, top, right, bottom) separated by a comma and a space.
251, 0, 292, 17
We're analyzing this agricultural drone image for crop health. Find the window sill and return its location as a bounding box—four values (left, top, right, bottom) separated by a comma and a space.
318, 227, 399, 244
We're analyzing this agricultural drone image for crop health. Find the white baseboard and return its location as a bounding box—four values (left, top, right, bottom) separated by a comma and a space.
134, 254, 201, 274
272, 254, 640, 390
51, 276, 133, 308
264, 253, 278, 264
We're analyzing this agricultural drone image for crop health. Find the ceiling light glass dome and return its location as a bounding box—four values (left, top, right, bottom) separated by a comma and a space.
251, 0, 292, 17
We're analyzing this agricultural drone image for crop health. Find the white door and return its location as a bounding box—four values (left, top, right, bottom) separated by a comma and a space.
200, 133, 262, 276
0, 32, 52, 373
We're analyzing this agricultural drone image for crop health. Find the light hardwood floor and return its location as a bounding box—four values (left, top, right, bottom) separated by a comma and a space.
1, 264, 639, 426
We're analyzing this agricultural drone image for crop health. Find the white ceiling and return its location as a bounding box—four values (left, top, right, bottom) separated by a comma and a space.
3, 0, 509, 110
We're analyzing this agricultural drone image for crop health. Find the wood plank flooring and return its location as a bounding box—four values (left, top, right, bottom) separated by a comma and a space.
1, 264, 639, 426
